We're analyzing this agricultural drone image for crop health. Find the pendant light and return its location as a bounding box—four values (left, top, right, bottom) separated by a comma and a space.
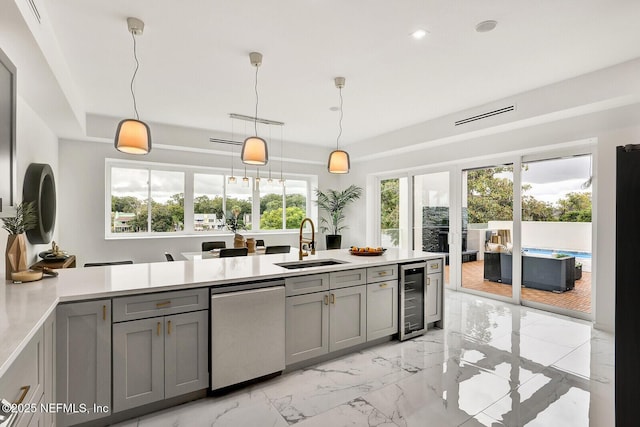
328, 77, 350, 173
115, 17, 151, 155
241, 52, 268, 165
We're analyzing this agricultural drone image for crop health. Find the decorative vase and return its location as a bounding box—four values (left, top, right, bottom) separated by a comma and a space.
246, 238, 256, 253
326, 234, 342, 250
234, 233, 246, 248
5, 233, 27, 279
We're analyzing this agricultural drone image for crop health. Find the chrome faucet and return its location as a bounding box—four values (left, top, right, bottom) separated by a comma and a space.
299, 218, 316, 260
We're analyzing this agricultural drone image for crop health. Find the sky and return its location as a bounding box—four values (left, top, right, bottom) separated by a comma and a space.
521, 155, 591, 204
111, 167, 308, 204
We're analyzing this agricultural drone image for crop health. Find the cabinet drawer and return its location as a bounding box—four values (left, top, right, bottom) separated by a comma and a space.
113, 288, 209, 322
426, 259, 443, 274
366, 265, 398, 283
285, 274, 329, 296
0, 328, 43, 418
330, 269, 366, 289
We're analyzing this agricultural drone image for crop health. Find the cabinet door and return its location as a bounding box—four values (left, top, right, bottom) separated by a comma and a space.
165, 311, 209, 398
427, 273, 442, 324
112, 317, 164, 412
56, 300, 111, 426
43, 311, 55, 427
367, 281, 398, 341
330, 285, 366, 352
285, 292, 329, 365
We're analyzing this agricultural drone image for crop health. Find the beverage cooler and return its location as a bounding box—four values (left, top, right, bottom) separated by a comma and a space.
399, 262, 427, 340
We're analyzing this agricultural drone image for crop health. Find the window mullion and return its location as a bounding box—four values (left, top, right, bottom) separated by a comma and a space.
147, 169, 152, 233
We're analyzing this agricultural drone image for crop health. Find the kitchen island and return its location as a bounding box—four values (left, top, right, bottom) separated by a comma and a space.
0, 248, 443, 426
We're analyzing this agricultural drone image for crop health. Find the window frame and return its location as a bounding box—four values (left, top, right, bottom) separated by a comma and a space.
105, 158, 317, 239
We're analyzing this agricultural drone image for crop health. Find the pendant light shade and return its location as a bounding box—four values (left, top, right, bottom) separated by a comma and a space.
241, 52, 268, 165
115, 119, 151, 154
328, 76, 350, 174
328, 149, 350, 174
241, 136, 268, 165
115, 17, 151, 155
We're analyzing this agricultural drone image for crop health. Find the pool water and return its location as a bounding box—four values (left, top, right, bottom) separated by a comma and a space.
522, 247, 592, 259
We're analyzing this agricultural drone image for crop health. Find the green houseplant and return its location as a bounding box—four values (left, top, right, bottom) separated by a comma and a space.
315, 184, 363, 249
2, 201, 37, 279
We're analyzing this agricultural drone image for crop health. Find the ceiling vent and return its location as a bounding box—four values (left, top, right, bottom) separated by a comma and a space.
454, 105, 516, 126
26, 0, 41, 23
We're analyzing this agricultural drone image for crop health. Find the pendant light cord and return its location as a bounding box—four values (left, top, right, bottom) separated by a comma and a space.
336, 86, 343, 150
254, 66, 259, 135
130, 31, 140, 120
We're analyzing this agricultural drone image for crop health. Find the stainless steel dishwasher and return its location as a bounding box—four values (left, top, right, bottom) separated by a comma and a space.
210, 280, 285, 390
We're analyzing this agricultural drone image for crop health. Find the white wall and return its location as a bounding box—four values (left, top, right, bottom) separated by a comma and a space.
487, 221, 592, 253
0, 96, 59, 280
57, 139, 336, 266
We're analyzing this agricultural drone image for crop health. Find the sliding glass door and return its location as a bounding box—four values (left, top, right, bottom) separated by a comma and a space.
413, 171, 450, 287
461, 164, 515, 300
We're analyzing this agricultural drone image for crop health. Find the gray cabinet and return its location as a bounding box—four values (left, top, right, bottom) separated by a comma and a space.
42, 311, 55, 427
113, 310, 208, 412
285, 291, 329, 365
285, 272, 367, 365
329, 285, 367, 351
366, 280, 398, 341
426, 258, 443, 325
56, 300, 111, 426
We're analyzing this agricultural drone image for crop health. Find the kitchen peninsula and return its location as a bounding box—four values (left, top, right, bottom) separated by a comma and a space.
0, 248, 443, 426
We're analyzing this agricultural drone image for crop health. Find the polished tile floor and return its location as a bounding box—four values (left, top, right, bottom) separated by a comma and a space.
114, 290, 614, 427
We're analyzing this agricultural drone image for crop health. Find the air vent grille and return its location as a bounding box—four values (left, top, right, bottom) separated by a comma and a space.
454, 105, 516, 126
26, 0, 41, 23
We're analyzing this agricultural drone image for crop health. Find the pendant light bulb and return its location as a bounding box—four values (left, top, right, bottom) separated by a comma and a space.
241, 52, 268, 165
328, 76, 350, 174
115, 17, 151, 155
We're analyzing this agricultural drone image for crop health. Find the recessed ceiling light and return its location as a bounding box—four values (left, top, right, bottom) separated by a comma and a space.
410, 29, 428, 40
475, 20, 497, 33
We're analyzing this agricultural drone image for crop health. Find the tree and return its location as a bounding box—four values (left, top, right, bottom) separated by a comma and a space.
111, 196, 142, 213
556, 192, 591, 222
260, 207, 306, 230
522, 195, 554, 221
466, 168, 514, 224
380, 179, 400, 245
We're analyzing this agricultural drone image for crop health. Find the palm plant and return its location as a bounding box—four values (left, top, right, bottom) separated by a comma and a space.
315, 185, 363, 235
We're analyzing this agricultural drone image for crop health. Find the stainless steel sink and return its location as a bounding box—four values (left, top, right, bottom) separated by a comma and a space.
275, 259, 349, 269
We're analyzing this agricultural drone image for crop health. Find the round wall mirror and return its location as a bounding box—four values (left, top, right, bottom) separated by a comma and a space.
23, 163, 56, 244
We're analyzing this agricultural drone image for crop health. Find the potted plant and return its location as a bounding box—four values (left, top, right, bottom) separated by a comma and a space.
315, 184, 363, 249
575, 262, 583, 280
2, 201, 36, 279
225, 206, 247, 248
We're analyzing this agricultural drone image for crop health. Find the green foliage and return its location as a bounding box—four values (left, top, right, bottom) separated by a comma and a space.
556, 192, 592, 222
1, 201, 37, 234
315, 185, 363, 235
260, 206, 306, 230
522, 195, 554, 221
380, 179, 400, 245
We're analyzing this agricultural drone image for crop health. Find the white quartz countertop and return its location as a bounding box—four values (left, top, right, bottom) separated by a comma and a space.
0, 248, 442, 376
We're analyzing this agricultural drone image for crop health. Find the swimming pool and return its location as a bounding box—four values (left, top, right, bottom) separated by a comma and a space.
522, 247, 592, 259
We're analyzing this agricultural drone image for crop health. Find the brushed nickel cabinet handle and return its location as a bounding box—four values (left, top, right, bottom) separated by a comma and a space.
324, 295, 329, 305
156, 301, 171, 308
15, 385, 30, 404
102, 305, 106, 321
157, 322, 161, 336
331, 293, 336, 304
167, 320, 172, 335
427, 277, 431, 286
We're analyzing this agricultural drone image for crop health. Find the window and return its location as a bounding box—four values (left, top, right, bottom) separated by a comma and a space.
107, 159, 316, 237
193, 173, 224, 232
110, 167, 184, 234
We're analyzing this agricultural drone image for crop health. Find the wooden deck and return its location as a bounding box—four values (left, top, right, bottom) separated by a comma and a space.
444, 260, 591, 313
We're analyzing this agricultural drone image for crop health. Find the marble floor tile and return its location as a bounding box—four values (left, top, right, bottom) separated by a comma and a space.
112, 389, 288, 427
261, 349, 415, 424
519, 317, 591, 348
295, 398, 397, 427
486, 331, 577, 367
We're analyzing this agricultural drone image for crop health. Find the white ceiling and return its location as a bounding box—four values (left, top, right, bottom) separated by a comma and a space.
41, 0, 640, 148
